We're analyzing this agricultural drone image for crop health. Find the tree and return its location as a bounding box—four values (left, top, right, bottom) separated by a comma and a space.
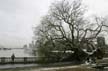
33, 0, 108, 62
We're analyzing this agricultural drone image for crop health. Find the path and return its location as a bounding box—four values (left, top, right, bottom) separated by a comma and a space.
32, 64, 90, 71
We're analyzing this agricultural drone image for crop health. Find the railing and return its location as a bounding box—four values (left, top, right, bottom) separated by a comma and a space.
104, 52, 108, 57
0, 57, 39, 64
92, 63, 108, 69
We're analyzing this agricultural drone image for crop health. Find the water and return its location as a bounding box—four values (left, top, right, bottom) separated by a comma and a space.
0, 49, 33, 57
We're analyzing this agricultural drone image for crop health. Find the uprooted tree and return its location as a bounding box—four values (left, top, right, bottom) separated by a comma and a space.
33, 0, 108, 63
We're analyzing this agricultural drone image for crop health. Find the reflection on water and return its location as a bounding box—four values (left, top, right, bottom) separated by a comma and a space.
0, 49, 33, 57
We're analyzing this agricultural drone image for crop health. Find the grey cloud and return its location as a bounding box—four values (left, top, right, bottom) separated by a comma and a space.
0, 0, 16, 14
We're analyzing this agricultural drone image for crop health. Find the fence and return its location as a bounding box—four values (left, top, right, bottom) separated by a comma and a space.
0, 57, 39, 64
104, 52, 108, 57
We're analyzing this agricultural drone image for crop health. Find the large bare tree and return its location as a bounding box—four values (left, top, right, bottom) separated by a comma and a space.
34, 0, 108, 62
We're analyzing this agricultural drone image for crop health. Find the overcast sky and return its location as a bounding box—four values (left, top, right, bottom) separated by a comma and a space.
0, 0, 108, 48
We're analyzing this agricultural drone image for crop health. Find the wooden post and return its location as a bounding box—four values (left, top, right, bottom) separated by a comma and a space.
24, 57, 27, 63
1, 57, 5, 64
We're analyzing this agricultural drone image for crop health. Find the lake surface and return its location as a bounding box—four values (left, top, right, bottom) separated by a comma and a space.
0, 49, 34, 57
